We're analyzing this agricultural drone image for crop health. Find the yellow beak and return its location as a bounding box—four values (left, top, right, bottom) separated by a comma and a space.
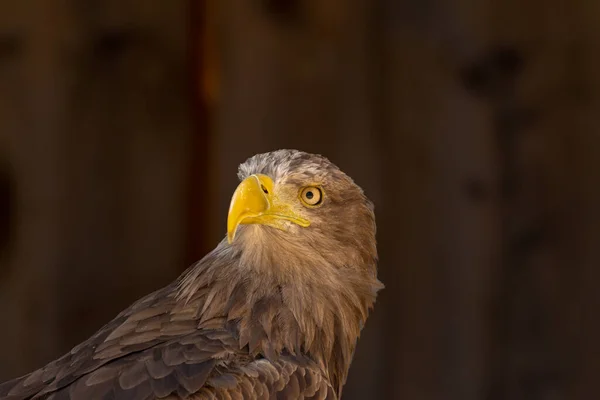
227, 174, 310, 243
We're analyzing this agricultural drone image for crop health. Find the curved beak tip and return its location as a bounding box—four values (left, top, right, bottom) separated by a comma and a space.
227, 212, 243, 244
227, 231, 235, 244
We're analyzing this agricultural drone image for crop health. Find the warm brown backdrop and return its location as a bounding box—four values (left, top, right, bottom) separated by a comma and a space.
1, 1, 599, 399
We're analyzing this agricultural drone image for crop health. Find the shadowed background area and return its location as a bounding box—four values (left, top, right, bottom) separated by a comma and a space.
1, 1, 599, 399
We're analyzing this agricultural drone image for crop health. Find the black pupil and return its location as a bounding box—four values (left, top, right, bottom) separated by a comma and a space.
305, 191, 314, 200
261, 185, 268, 194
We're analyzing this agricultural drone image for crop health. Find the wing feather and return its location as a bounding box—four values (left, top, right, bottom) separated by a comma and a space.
0, 283, 337, 400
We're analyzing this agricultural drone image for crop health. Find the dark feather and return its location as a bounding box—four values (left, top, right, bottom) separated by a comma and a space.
149, 372, 178, 398
145, 359, 173, 380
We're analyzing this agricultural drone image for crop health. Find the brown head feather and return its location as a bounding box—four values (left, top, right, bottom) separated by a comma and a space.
177, 149, 383, 395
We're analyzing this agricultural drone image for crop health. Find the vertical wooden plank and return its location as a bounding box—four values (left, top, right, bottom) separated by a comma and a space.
0, 0, 69, 378
480, 1, 593, 399
376, 0, 498, 398
187, 0, 213, 263
0, 0, 192, 380
55, 0, 192, 352
571, 4, 600, 399
0, 8, 24, 375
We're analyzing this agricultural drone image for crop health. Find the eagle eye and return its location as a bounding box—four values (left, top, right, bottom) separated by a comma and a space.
299, 186, 323, 207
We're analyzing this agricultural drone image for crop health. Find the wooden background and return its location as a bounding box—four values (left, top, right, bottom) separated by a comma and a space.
1, 1, 599, 399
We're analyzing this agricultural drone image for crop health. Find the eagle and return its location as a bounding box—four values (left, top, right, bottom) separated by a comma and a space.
0, 150, 383, 399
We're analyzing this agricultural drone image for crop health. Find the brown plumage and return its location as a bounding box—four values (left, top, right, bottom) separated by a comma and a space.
0, 150, 383, 399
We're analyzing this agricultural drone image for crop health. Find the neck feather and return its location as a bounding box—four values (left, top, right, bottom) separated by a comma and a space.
177, 229, 381, 394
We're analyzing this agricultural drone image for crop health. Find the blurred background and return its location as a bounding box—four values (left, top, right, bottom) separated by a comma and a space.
1, 1, 599, 399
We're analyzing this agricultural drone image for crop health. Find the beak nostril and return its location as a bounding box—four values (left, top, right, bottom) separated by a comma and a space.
261, 185, 268, 194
